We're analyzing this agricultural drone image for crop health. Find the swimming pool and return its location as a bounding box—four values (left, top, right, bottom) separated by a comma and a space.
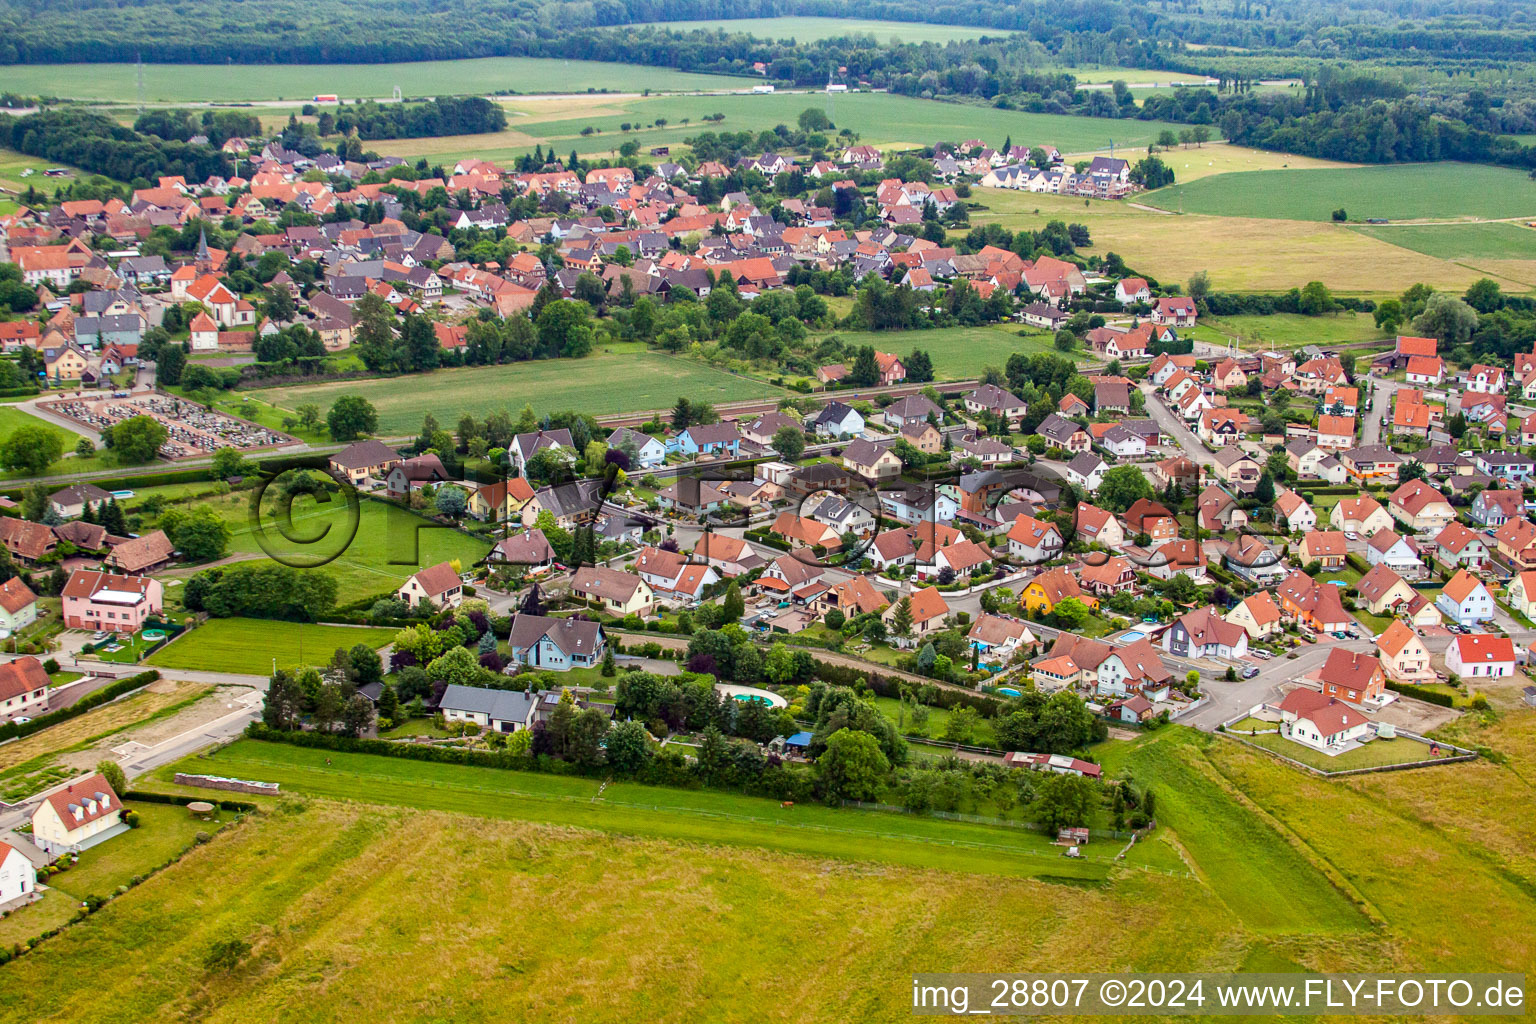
995, 687, 1022, 698
1119, 630, 1146, 642
110, 489, 134, 499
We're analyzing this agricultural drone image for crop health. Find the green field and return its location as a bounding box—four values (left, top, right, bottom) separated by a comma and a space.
176, 492, 492, 605
1142, 162, 1536, 222
1351, 220, 1536, 259
0, 144, 116, 193
146, 740, 1177, 879
383, 91, 1187, 165
1233, 731, 1450, 772
1100, 731, 1369, 933
0, 404, 114, 479
0, 59, 752, 103
632, 16, 1007, 43
254, 347, 786, 435
819, 324, 1060, 378
1202, 311, 1388, 350
147, 618, 395, 673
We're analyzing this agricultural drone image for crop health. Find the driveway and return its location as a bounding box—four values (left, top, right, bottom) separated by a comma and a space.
1180, 638, 1370, 729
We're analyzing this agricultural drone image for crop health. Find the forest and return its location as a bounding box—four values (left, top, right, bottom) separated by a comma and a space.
0, 109, 232, 183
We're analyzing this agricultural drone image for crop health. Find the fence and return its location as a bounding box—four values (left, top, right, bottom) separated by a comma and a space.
1216, 727, 1478, 778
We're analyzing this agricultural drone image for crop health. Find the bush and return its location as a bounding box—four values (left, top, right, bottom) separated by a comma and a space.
43, 657, 59, 674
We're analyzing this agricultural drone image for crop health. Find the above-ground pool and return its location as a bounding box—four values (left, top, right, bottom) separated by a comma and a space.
141, 630, 166, 641
110, 490, 134, 500
1119, 630, 1146, 642
995, 687, 1022, 697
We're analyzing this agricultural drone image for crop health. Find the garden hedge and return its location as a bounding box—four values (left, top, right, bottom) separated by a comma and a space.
1385, 680, 1455, 707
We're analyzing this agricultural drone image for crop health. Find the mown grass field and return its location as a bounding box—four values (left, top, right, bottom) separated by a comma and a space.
147, 618, 395, 673
1232, 732, 1451, 772
1143, 162, 1536, 222
1202, 312, 1388, 350
0, 144, 117, 194
0, 404, 113, 479
1105, 141, 1356, 183
140, 739, 1183, 879
631, 16, 1005, 43
171, 492, 492, 605
0, 59, 750, 102
255, 347, 786, 435
819, 324, 1060, 378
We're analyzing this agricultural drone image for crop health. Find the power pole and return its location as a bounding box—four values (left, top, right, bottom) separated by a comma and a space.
136, 52, 146, 114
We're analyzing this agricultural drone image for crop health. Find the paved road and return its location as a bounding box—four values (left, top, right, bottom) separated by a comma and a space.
1140, 384, 1217, 467
1181, 638, 1368, 729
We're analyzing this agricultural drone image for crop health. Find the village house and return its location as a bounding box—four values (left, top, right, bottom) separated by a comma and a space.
1355, 563, 1415, 617
1505, 569, 1536, 620
1433, 522, 1490, 570
506, 613, 607, 671
31, 772, 126, 855
1226, 591, 1283, 640
1446, 634, 1517, 679
1435, 568, 1495, 627
61, 570, 162, 631
0, 838, 36, 907
1020, 566, 1095, 615
397, 562, 464, 610
1317, 648, 1386, 707
1377, 620, 1435, 684
438, 684, 537, 733
0, 577, 39, 635
1272, 489, 1317, 534
0, 655, 49, 722
1164, 605, 1249, 660
967, 614, 1037, 660
1276, 570, 1351, 633
1493, 516, 1536, 572
1364, 528, 1424, 578
1299, 530, 1348, 569
1275, 688, 1370, 754
570, 565, 654, 616
1330, 495, 1393, 537
328, 439, 403, 487
1389, 480, 1456, 533
1006, 514, 1064, 563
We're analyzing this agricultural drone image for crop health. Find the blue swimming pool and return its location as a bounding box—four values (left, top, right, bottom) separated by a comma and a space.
996, 687, 1022, 698
1119, 630, 1146, 642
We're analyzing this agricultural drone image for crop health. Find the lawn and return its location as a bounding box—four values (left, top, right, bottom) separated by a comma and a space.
147, 739, 1164, 880
1099, 729, 1370, 934
254, 347, 786, 436
868, 695, 1000, 748
0, 59, 751, 103
171, 490, 492, 605
0, 794, 1237, 1024
0, 404, 112, 479
1203, 312, 1387, 350
630, 16, 1005, 43
0, 144, 119, 194
1232, 731, 1450, 772
1142, 162, 1536, 222
146, 618, 395, 673
815, 324, 1060, 379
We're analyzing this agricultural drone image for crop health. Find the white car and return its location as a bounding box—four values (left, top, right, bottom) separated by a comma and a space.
91, 631, 109, 641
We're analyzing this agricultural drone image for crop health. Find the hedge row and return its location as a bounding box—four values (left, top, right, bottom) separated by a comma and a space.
0, 670, 160, 742
1385, 680, 1456, 708
123, 790, 259, 814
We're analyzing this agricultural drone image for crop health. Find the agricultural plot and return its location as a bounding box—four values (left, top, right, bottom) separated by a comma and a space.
1202, 312, 1388, 350
1351, 221, 1536, 290
630, 16, 1005, 43
1142, 162, 1536, 222
0, 792, 1236, 1024
1097, 141, 1357, 184
255, 348, 787, 435
0, 59, 750, 103
381, 91, 1186, 166
146, 618, 395, 673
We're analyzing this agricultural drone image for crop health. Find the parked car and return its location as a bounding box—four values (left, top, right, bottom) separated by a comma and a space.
1242, 665, 1260, 679
91, 631, 109, 641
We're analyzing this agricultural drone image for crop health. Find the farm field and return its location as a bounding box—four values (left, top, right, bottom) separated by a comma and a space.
1083, 141, 1358, 183
254, 347, 787, 435
177, 492, 492, 605
380, 91, 1187, 165
817, 324, 1060, 378
631, 16, 1006, 43
1351, 220, 1536, 260
0, 59, 751, 103
0, 793, 1238, 1024
1142, 162, 1536, 222
0, 144, 115, 194
146, 618, 395, 673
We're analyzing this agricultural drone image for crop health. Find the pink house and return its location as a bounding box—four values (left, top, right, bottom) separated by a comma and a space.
62, 570, 163, 631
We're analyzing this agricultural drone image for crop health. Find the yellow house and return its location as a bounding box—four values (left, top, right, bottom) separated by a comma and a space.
1020, 566, 1097, 615
468, 477, 536, 522
1376, 620, 1435, 684
45, 343, 90, 381
1506, 570, 1536, 619
1355, 563, 1415, 616
569, 566, 653, 616
1225, 591, 1283, 639
31, 772, 125, 855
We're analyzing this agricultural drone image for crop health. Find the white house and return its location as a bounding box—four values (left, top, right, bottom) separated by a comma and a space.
0, 840, 37, 907
1435, 569, 1495, 627
1163, 606, 1249, 660
31, 773, 127, 855
0, 655, 50, 722
606, 427, 667, 469
0, 575, 39, 636
437, 684, 537, 733
1276, 689, 1371, 754
807, 401, 864, 439
1006, 514, 1063, 563
1445, 635, 1517, 679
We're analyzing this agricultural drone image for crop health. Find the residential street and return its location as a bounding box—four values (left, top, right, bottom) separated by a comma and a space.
1140, 383, 1216, 467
